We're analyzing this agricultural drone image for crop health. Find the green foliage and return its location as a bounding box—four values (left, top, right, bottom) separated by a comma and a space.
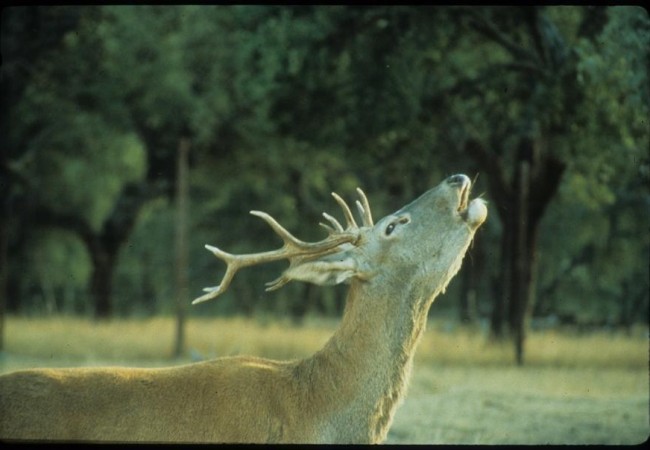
15, 230, 91, 314
15, 108, 146, 231
539, 170, 649, 323
533, 7, 650, 326
8, 6, 147, 231
113, 199, 175, 316
4, 5, 648, 328
569, 6, 650, 197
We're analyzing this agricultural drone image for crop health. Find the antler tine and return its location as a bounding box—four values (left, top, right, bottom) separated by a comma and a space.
331, 192, 358, 230
194, 206, 362, 304
355, 187, 374, 227
192, 245, 241, 304
250, 210, 307, 248
264, 276, 291, 292
319, 212, 345, 234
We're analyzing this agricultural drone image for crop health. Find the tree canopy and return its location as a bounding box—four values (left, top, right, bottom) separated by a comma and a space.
2, 6, 648, 361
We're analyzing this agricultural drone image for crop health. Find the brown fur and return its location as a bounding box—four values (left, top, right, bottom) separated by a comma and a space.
0, 175, 487, 443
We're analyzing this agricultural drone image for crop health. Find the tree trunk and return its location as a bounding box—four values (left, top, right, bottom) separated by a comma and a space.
511, 155, 531, 365
458, 265, 477, 324
0, 138, 10, 349
509, 138, 563, 365
88, 241, 118, 319
173, 137, 190, 358
465, 137, 564, 364
490, 214, 511, 339
0, 210, 7, 351
140, 249, 158, 314
459, 233, 485, 324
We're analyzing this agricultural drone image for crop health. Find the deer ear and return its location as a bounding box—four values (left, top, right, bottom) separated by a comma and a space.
283, 256, 362, 286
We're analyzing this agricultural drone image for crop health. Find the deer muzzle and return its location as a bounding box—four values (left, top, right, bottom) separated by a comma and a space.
447, 174, 487, 228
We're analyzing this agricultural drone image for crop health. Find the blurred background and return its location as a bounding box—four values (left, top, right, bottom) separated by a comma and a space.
0, 6, 648, 443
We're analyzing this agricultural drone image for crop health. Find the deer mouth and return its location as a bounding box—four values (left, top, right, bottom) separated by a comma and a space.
446, 174, 485, 226
457, 181, 470, 213
455, 177, 486, 227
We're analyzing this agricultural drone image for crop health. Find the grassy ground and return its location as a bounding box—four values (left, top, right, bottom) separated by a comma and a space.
1, 315, 648, 444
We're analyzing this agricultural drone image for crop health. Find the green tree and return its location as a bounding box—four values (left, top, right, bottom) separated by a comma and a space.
4, 6, 647, 345
5, 6, 238, 319
5, 7, 151, 319
434, 6, 649, 362
2, 6, 95, 340
245, 5, 648, 359
536, 170, 649, 329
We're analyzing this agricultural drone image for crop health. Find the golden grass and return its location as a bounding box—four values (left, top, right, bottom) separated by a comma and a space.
408, 363, 648, 399
186, 316, 332, 361
1, 315, 334, 369
2, 315, 647, 445
418, 321, 648, 369
1, 315, 647, 371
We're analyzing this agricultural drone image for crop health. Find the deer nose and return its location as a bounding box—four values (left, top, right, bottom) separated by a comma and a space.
447, 174, 470, 186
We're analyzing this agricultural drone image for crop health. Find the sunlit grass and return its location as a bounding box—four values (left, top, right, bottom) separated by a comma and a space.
2, 315, 647, 444
1, 315, 647, 370
1, 315, 334, 369
418, 320, 648, 369
186, 316, 332, 361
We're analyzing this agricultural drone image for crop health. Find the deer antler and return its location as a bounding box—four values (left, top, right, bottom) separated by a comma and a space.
193, 188, 373, 305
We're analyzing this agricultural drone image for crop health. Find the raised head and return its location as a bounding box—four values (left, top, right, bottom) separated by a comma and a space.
194, 174, 486, 305
350, 173, 487, 304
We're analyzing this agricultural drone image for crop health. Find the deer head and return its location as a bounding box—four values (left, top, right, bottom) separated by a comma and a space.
194, 174, 486, 305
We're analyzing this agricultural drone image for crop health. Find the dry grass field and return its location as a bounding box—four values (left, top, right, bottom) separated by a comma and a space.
1, 315, 648, 444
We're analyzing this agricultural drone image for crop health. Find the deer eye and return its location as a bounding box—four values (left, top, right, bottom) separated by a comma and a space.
385, 223, 396, 236
385, 216, 410, 236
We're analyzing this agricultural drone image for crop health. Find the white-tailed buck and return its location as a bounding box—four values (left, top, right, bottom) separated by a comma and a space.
0, 174, 487, 443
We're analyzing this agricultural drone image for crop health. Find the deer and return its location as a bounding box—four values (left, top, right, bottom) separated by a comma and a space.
0, 174, 487, 444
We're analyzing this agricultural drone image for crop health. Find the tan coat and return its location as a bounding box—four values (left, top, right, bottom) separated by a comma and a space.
0, 174, 487, 443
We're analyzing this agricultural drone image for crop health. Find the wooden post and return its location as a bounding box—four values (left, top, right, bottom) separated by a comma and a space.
173, 137, 190, 358
514, 158, 530, 365
0, 215, 7, 351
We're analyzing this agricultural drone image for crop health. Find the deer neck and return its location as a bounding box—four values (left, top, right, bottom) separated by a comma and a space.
301, 272, 440, 442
